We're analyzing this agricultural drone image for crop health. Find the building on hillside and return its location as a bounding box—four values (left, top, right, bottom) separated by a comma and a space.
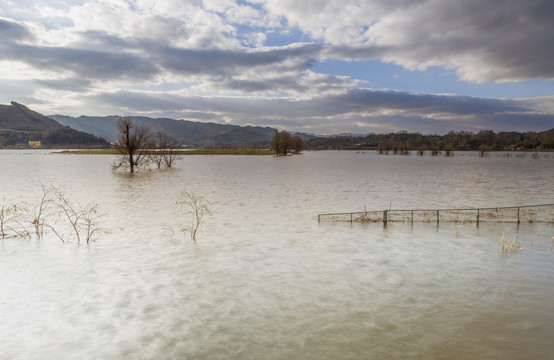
28, 140, 41, 148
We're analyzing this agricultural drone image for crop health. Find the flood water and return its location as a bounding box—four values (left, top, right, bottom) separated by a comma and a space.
1, 150, 554, 359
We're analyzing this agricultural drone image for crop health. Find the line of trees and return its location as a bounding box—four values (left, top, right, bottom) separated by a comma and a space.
112, 117, 182, 173
271, 130, 305, 156
306, 129, 554, 152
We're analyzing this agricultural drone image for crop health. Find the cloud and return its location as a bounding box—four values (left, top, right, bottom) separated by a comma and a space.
0, 42, 160, 81
34, 78, 92, 92
0, 17, 34, 40
153, 43, 321, 78
262, 0, 554, 82
79, 87, 551, 134
0, 17, 322, 89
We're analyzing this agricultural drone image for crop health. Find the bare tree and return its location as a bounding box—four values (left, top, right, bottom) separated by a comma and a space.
2, 185, 107, 243
81, 204, 109, 244
113, 117, 153, 173
25, 183, 55, 239
176, 189, 211, 241
0, 191, 33, 239
162, 135, 182, 168
51, 189, 109, 244
149, 130, 182, 168
0, 195, 21, 238
149, 137, 164, 169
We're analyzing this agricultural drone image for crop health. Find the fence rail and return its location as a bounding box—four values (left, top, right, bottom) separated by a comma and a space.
318, 204, 554, 224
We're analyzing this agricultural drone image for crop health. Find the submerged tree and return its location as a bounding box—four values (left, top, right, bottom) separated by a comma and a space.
176, 189, 211, 241
1, 184, 108, 243
0, 194, 25, 238
291, 135, 305, 154
112, 117, 153, 173
272, 130, 303, 156
50, 188, 109, 244
443, 143, 455, 157
27, 183, 55, 239
149, 130, 182, 168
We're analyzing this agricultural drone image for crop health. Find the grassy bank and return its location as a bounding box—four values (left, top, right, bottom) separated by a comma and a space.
58, 149, 275, 155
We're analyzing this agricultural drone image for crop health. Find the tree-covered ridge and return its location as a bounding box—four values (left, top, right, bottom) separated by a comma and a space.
50, 114, 278, 148
0, 127, 111, 148
0, 102, 111, 148
306, 129, 554, 151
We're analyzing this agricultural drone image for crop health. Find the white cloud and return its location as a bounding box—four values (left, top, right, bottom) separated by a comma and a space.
258, 0, 554, 82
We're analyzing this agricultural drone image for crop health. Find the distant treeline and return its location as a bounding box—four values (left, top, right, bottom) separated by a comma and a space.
0, 127, 110, 148
306, 129, 554, 152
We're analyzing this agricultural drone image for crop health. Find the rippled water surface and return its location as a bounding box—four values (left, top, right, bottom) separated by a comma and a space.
1, 150, 554, 359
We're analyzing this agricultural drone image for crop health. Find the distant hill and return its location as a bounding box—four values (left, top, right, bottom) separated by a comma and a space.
50, 114, 284, 148
0, 102, 63, 132
0, 102, 110, 148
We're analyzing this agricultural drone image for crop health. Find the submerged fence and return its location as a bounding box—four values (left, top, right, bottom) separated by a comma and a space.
318, 204, 554, 224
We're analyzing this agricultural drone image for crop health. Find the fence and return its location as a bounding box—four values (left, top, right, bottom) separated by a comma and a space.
318, 204, 554, 224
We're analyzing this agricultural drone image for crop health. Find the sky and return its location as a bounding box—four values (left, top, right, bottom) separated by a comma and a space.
1, 0, 553, 135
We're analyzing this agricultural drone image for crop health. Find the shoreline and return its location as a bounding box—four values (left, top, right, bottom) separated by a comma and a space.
56, 149, 275, 155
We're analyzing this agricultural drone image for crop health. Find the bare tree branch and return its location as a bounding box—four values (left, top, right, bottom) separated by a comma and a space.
176, 189, 211, 241
113, 116, 153, 173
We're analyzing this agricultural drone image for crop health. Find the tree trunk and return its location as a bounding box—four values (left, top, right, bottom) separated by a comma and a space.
129, 153, 134, 173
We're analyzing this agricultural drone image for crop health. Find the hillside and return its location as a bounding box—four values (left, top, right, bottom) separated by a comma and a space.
0, 102, 63, 132
0, 102, 110, 148
50, 114, 279, 148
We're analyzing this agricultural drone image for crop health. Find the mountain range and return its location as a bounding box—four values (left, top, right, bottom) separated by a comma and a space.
0, 102, 110, 148
0, 102, 315, 148
50, 114, 281, 148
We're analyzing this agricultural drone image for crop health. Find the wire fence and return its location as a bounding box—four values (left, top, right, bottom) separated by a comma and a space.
318, 204, 554, 224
